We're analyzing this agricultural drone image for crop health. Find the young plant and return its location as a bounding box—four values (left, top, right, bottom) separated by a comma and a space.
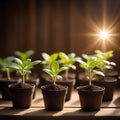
41, 52, 58, 68
79, 54, 104, 86
9, 57, 41, 85
59, 52, 81, 79
43, 61, 67, 85
14, 50, 34, 61
94, 50, 116, 74
0, 57, 15, 80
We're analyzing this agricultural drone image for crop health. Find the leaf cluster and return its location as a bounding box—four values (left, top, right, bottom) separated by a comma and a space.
41, 52, 58, 68
79, 54, 104, 81
95, 50, 116, 72
43, 61, 67, 83
14, 50, 34, 61
59, 52, 81, 70
9, 57, 41, 77
0, 56, 15, 73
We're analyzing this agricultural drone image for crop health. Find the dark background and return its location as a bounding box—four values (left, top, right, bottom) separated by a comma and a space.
0, 0, 120, 73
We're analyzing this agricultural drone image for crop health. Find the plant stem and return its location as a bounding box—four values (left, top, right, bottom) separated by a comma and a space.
22, 72, 25, 84
26, 74, 29, 80
7, 69, 11, 80
89, 70, 92, 86
53, 77, 56, 85
65, 69, 69, 80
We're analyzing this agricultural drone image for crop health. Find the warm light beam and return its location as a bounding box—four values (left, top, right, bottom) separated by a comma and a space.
99, 30, 109, 40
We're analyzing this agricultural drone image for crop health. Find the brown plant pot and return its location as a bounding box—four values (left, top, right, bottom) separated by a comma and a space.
25, 77, 40, 99
93, 77, 117, 101
77, 85, 105, 111
41, 84, 67, 111
9, 83, 34, 109
57, 78, 74, 101
104, 70, 119, 87
40, 73, 75, 101
105, 69, 119, 79
0, 78, 19, 100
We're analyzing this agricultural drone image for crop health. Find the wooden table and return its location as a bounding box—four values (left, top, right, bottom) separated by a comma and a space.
0, 87, 120, 120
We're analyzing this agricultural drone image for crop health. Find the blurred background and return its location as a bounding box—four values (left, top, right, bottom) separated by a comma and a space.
0, 0, 120, 72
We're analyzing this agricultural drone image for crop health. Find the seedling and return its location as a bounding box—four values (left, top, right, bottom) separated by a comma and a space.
43, 61, 67, 85
0, 57, 15, 80
95, 50, 116, 74
79, 54, 104, 86
59, 52, 81, 79
9, 57, 41, 85
41, 52, 58, 68
14, 50, 34, 61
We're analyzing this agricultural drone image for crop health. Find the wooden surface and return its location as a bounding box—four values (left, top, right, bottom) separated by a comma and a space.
0, 87, 120, 120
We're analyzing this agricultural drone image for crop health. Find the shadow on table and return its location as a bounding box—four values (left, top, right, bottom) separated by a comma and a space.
113, 96, 120, 106
0, 107, 27, 114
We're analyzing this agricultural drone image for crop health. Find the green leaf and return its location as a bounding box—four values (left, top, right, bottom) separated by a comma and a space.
25, 50, 34, 57
43, 68, 52, 76
68, 53, 76, 58
24, 70, 31, 75
31, 60, 41, 66
56, 75, 63, 80
51, 61, 59, 73
14, 58, 23, 64
59, 52, 68, 63
70, 65, 76, 70
82, 54, 89, 60
93, 70, 104, 76
15, 51, 22, 57
41, 53, 50, 61
15, 50, 34, 59
8, 64, 20, 70
110, 62, 116, 66
49, 53, 58, 63
59, 66, 67, 73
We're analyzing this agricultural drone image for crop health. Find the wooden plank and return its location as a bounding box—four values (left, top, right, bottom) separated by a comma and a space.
0, 88, 120, 120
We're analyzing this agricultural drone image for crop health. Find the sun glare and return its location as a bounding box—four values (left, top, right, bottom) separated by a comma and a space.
99, 30, 109, 40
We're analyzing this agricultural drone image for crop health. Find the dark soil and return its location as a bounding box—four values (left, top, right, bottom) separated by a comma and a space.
10, 82, 33, 89
79, 84, 103, 91
42, 84, 66, 91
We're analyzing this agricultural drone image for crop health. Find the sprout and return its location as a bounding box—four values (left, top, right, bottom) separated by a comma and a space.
43, 61, 67, 85
8, 57, 41, 84
79, 54, 104, 86
0, 56, 15, 80
59, 52, 81, 79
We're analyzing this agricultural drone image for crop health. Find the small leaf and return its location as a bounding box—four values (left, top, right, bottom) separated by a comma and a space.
14, 58, 23, 64
70, 65, 76, 70
57, 75, 63, 80
25, 50, 34, 57
110, 62, 116, 66
93, 70, 104, 76
51, 61, 59, 73
68, 53, 76, 58
82, 54, 89, 60
42, 53, 50, 60
49, 53, 58, 63
43, 68, 52, 76
59, 52, 68, 63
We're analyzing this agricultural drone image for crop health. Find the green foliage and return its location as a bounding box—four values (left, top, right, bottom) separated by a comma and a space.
79, 54, 104, 86
14, 50, 34, 61
0, 56, 15, 80
94, 50, 116, 73
43, 61, 67, 84
9, 57, 41, 84
59, 52, 81, 79
41, 52, 58, 68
